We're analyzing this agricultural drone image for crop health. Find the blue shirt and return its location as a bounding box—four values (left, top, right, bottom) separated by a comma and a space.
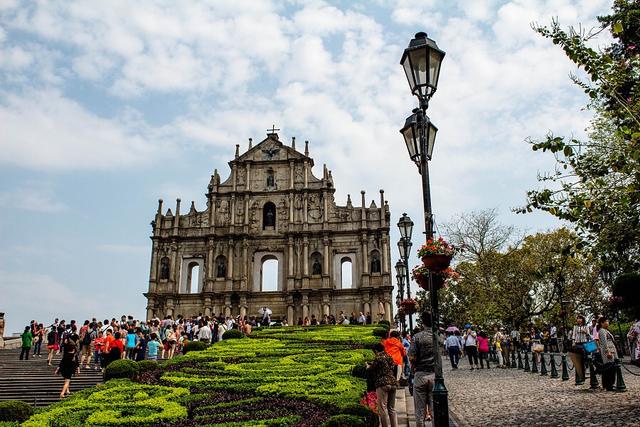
126, 333, 137, 348
147, 340, 160, 356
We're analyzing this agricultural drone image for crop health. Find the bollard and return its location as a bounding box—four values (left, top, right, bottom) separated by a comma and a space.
517, 349, 523, 369
511, 350, 516, 368
589, 357, 599, 390
561, 354, 569, 381
614, 359, 626, 392
531, 352, 539, 373
550, 353, 559, 378
524, 350, 530, 372
540, 352, 548, 376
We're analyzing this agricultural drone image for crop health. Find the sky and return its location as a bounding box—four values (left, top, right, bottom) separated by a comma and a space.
0, 0, 614, 335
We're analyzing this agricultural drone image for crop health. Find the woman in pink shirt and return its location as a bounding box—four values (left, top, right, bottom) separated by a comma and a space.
477, 331, 490, 369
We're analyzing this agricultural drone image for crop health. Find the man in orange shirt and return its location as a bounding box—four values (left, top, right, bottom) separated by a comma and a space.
383, 330, 407, 382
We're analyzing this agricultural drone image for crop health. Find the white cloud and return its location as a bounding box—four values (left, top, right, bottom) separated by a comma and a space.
0, 271, 105, 335
0, 180, 68, 212
0, 88, 163, 170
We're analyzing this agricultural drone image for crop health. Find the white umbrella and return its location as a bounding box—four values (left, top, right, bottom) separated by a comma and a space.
258, 307, 272, 316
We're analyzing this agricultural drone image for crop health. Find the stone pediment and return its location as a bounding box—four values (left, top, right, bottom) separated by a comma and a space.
235, 135, 308, 164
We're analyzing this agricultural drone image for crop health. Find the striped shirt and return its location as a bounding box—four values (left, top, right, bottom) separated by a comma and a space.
572, 325, 590, 344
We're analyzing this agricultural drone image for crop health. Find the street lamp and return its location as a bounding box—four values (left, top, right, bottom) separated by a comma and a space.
399, 31, 448, 426
398, 212, 414, 240
397, 236, 414, 331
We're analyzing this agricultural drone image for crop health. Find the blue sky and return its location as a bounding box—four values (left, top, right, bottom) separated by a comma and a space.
0, 0, 612, 334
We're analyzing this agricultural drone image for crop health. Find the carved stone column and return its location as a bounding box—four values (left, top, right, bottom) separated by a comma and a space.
204, 296, 212, 317
287, 305, 294, 326
226, 239, 234, 292
384, 301, 391, 322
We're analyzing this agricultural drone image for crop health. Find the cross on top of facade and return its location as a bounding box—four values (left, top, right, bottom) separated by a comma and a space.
266, 125, 280, 134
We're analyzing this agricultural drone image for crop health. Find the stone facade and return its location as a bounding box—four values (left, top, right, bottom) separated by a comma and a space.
144, 132, 393, 324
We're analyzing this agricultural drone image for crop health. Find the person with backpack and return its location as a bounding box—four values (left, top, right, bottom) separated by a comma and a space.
80, 323, 97, 369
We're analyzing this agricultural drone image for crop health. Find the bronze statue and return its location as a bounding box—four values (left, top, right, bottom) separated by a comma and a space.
312, 258, 322, 275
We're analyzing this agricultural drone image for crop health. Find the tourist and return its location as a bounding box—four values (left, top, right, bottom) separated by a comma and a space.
198, 320, 212, 343
597, 316, 620, 391
409, 311, 436, 426
463, 328, 479, 369
166, 326, 178, 359
93, 330, 105, 370
366, 343, 398, 427
19, 326, 33, 360
310, 315, 318, 325
46, 326, 59, 366
401, 331, 412, 377
569, 315, 590, 384
135, 329, 147, 361
444, 332, 460, 369
549, 324, 559, 353
55, 338, 79, 399
383, 330, 406, 382
477, 331, 490, 369
147, 333, 161, 360
358, 312, 366, 325
627, 317, 640, 365
125, 328, 137, 359
493, 327, 505, 367
80, 323, 97, 368
32, 323, 44, 357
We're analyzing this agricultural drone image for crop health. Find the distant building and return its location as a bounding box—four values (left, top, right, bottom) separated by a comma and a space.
145, 130, 393, 324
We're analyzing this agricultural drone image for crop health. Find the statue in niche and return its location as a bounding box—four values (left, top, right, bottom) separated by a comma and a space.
312, 258, 322, 275
237, 168, 246, 186
160, 258, 170, 280
295, 165, 304, 183
266, 171, 275, 188
263, 202, 276, 228
294, 194, 303, 222
216, 259, 226, 278
218, 200, 229, 225
371, 253, 381, 273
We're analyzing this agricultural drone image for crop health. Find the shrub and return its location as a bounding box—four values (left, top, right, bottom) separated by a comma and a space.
377, 320, 390, 328
321, 414, 367, 427
341, 404, 377, 427
0, 401, 33, 422
104, 359, 139, 381
222, 329, 244, 340
372, 328, 388, 339
351, 362, 368, 379
183, 340, 209, 353
136, 359, 158, 373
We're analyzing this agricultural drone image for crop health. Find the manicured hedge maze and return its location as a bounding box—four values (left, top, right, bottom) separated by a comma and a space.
19, 325, 380, 426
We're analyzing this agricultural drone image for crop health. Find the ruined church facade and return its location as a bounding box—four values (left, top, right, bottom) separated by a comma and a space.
144, 131, 393, 324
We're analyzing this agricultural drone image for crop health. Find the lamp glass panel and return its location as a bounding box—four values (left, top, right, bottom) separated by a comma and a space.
402, 124, 417, 159
409, 49, 427, 94
397, 261, 407, 277
402, 55, 416, 93
429, 49, 442, 92
397, 240, 407, 259
395, 261, 404, 277
426, 123, 437, 159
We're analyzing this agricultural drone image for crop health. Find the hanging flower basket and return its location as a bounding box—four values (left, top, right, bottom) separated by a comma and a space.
396, 308, 406, 318
422, 254, 452, 271
400, 299, 419, 315
417, 237, 456, 272
412, 265, 459, 290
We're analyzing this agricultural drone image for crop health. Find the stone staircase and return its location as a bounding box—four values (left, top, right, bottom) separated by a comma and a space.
0, 348, 103, 407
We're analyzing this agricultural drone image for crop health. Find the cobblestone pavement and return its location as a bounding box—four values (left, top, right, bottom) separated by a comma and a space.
444, 354, 640, 427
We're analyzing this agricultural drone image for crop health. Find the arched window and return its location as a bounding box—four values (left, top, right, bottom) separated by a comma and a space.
341, 258, 353, 289
160, 257, 170, 280
370, 250, 381, 273
261, 257, 278, 292
311, 252, 322, 276
186, 261, 200, 293
215, 255, 227, 278
263, 202, 276, 229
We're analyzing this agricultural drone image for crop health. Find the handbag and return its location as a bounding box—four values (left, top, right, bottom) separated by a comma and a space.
583, 340, 598, 354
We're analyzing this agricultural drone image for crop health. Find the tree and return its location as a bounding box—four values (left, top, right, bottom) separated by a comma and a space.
519, 0, 640, 273
435, 211, 606, 328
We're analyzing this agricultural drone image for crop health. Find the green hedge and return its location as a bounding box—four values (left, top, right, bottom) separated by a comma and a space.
183, 340, 209, 353
222, 329, 244, 340
0, 400, 33, 422
136, 359, 158, 373
104, 359, 139, 381
321, 414, 367, 427
373, 328, 388, 338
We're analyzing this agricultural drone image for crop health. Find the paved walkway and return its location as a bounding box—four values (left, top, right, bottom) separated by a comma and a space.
397, 354, 640, 426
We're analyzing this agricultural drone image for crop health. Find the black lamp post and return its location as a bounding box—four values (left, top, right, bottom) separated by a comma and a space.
399, 31, 448, 426
397, 236, 413, 331
395, 269, 406, 331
